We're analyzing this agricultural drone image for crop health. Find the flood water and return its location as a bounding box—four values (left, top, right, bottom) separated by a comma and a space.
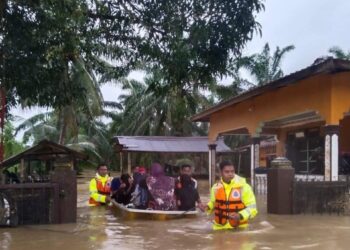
1, 173, 350, 250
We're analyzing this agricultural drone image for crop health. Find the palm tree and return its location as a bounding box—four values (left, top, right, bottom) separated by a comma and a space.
239, 43, 295, 86
15, 112, 58, 144
3, 121, 25, 159
55, 56, 104, 145
109, 70, 212, 137
328, 46, 350, 60
15, 56, 104, 145
15, 108, 116, 167
211, 65, 254, 101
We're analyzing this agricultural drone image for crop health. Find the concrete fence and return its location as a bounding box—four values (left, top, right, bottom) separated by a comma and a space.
254, 174, 349, 195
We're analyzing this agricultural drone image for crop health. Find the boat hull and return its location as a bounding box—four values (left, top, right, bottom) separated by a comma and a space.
111, 201, 198, 220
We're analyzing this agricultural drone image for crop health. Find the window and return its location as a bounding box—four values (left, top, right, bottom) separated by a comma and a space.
286, 128, 324, 174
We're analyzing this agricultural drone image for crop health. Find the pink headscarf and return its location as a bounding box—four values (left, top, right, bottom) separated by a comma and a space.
150, 162, 164, 177
147, 162, 176, 210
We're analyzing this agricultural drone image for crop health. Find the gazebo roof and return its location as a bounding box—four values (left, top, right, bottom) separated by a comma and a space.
113, 136, 232, 153
0, 140, 87, 169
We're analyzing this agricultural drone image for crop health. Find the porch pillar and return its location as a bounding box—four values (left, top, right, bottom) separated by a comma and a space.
20, 158, 25, 183
208, 144, 217, 187
324, 125, 339, 181
276, 130, 287, 157
250, 137, 260, 189
119, 152, 123, 174
127, 152, 131, 174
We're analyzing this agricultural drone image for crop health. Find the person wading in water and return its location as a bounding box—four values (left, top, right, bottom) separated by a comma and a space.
206, 160, 257, 230
88, 164, 112, 206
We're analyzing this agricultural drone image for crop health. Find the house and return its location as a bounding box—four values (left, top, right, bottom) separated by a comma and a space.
192, 58, 350, 186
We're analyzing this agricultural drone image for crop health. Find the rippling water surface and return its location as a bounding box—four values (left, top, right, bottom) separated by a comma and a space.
1, 173, 350, 250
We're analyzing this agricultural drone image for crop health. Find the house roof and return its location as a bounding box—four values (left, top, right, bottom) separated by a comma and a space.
112, 136, 232, 153
192, 58, 350, 122
0, 140, 87, 169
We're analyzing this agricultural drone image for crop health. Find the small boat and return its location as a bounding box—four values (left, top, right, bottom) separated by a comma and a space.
111, 200, 198, 220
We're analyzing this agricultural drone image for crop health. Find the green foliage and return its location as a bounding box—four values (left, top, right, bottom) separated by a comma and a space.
110, 72, 213, 137
2, 0, 264, 110
208, 43, 295, 103
129, 0, 264, 89
239, 43, 295, 86
15, 103, 118, 168
15, 112, 58, 144
211, 67, 253, 101
3, 121, 25, 159
3, 0, 266, 167
328, 46, 350, 60
1, 0, 129, 109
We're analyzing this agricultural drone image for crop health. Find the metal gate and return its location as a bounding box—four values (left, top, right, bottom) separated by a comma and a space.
0, 183, 59, 226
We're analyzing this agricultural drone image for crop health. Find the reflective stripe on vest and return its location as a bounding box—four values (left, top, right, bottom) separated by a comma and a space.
89, 177, 112, 205
214, 184, 246, 227
96, 177, 112, 194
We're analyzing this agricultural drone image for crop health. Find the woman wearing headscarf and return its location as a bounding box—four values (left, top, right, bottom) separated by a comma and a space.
146, 162, 176, 210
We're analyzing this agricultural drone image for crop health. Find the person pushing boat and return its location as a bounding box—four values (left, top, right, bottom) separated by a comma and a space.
88, 163, 112, 206
206, 160, 258, 230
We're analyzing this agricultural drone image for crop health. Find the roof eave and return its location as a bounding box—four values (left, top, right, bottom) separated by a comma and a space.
191, 58, 350, 123
191, 114, 210, 122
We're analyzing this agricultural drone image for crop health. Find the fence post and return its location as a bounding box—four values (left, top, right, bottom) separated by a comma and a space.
267, 157, 295, 214
208, 144, 217, 188
50, 168, 77, 223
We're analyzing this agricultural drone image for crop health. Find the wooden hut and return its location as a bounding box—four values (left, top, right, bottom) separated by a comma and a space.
0, 140, 86, 226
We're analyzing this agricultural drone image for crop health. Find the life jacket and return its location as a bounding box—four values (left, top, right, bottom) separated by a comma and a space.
89, 177, 112, 206
214, 182, 247, 227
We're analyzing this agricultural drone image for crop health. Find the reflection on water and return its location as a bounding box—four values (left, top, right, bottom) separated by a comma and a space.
1, 175, 350, 250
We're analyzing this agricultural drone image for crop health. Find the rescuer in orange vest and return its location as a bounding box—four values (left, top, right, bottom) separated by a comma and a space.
89, 163, 112, 206
207, 160, 258, 230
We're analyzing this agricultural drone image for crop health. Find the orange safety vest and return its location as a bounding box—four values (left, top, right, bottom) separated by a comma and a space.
214, 184, 247, 227
89, 177, 112, 206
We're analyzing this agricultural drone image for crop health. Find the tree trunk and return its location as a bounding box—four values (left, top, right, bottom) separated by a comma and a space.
58, 108, 66, 145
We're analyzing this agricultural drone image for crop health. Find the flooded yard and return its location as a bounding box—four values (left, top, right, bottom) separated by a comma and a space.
1, 175, 350, 250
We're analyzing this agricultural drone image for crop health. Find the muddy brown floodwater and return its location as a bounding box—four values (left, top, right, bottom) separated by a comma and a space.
1, 173, 350, 250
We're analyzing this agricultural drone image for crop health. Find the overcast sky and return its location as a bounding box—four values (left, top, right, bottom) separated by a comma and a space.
13, 0, 350, 119
246, 0, 350, 73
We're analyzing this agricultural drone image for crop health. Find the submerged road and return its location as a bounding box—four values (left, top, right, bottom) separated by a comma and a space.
1, 173, 350, 250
